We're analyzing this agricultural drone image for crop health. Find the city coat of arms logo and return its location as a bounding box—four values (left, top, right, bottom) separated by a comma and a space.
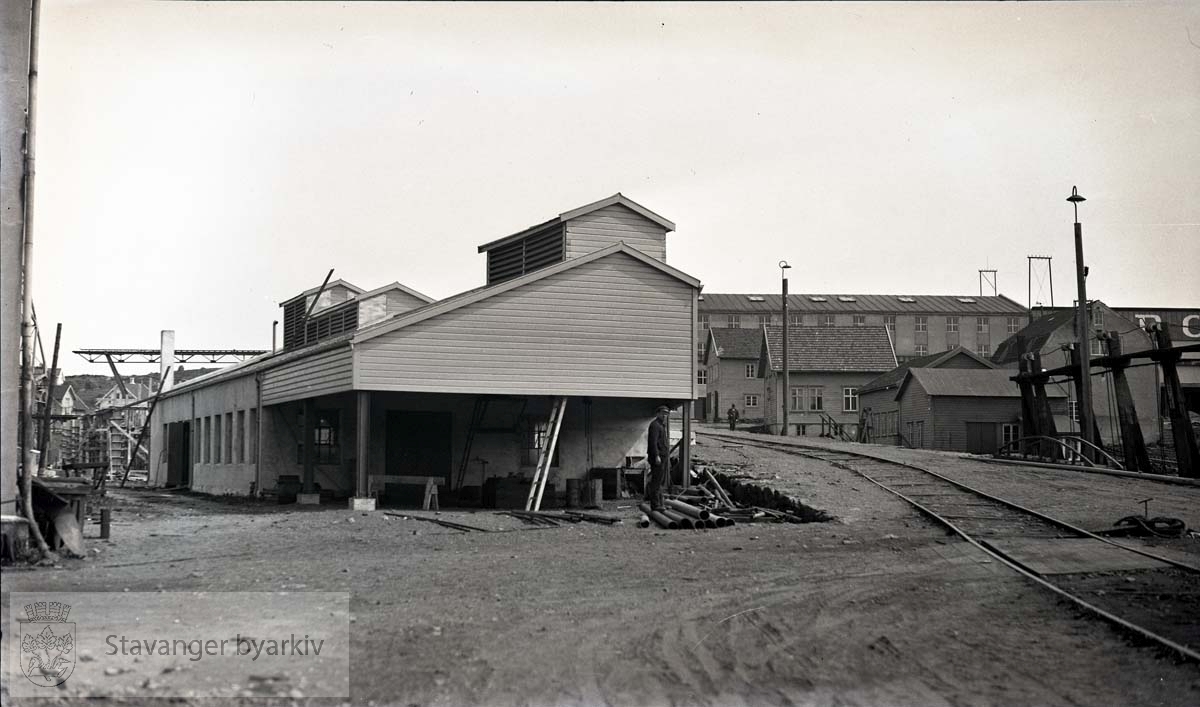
20, 601, 75, 687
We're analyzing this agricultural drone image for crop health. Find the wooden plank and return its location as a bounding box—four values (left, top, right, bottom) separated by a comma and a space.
997, 538, 1170, 575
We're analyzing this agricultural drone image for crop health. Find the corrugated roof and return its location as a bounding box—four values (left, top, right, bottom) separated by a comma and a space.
701, 293, 1027, 315
902, 367, 1067, 398
763, 326, 896, 373
859, 347, 994, 394
708, 327, 763, 360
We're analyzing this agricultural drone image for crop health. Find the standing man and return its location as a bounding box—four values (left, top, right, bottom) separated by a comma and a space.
646, 405, 671, 512
727, 404, 740, 431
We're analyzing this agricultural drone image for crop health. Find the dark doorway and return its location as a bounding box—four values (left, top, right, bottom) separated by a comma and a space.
965, 422, 996, 455
166, 421, 192, 488
384, 411, 453, 505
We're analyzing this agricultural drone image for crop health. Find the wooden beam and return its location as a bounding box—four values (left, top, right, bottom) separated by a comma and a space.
104, 355, 130, 397
1105, 333, 1152, 473
1153, 327, 1200, 478
356, 392, 370, 498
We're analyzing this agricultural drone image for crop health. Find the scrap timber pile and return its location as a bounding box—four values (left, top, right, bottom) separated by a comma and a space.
638, 470, 808, 530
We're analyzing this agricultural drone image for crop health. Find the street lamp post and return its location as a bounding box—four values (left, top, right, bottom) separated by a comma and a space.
1068, 186, 1095, 461
780, 261, 792, 436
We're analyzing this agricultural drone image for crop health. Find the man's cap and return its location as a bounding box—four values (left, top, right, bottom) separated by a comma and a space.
655, 405, 671, 413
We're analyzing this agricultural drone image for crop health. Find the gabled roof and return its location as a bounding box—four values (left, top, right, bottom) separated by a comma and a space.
990, 308, 1076, 364
859, 346, 996, 395
477, 193, 676, 253
700, 292, 1028, 315
897, 367, 1068, 399
356, 242, 700, 343
708, 327, 764, 360
355, 281, 436, 304
279, 279, 364, 306
762, 326, 897, 373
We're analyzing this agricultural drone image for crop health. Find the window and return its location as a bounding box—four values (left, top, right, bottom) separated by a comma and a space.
809, 296, 828, 303
523, 417, 561, 467
822, 314, 835, 327
976, 343, 990, 357
745, 363, 758, 378
976, 317, 989, 334
843, 387, 859, 412
194, 418, 202, 463
1007, 317, 1021, 334
1001, 423, 1020, 445
898, 296, 916, 303
248, 408, 258, 463
1090, 338, 1105, 357
853, 314, 866, 326
747, 296, 765, 302
697, 367, 708, 385
1092, 306, 1104, 329
838, 296, 857, 303
914, 344, 928, 356
236, 410, 246, 463
915, 316, 928, 332
213, 415, 222, 464
727, 314, 740, 329
297, 409, 341, 464
697, 340, 706, 360
699, 314, 709, 330
884, 315, 896, 332
1068, 400, 1079, 422
224, 412, 233, 463
788, 314, 802, 326
789, 386, 803, 412
744, 394, 759, 408
804, 386, 824, 411
757, 315, 769, 326
946, 316, 959, 333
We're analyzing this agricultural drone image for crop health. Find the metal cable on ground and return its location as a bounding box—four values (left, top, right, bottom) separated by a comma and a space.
1098, 515, 1189, 539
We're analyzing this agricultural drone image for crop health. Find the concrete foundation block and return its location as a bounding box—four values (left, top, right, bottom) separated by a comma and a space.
296, 493, 321, 506
348, 497, 376, 511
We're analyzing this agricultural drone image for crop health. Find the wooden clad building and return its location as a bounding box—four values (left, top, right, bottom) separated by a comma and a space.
147, 195, 700, 504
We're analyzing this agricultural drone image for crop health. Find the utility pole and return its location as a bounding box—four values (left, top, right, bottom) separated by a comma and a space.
1068, 187, 1095, 461
779, 261, 791, 436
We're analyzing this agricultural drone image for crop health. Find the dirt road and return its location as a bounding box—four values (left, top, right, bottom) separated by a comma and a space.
3, 431, 1199, 706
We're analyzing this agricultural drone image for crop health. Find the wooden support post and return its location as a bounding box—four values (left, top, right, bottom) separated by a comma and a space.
1029, 352, 1060, 459
1068, 346, 1103, 454
681, 401, 691, 490
1153, 327, 1200, 478
355, 392, 370, 498
302, 398, 316, 493
1016, 355, 1040, 455
1105, 333, 1152, 473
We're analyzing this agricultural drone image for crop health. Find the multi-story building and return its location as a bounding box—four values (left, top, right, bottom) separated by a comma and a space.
757, 325, 897, 437
698, 293, 1028, 363
702, 328, 767, 423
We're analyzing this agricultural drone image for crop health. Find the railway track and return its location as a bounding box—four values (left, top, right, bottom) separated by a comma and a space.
701, 431, 1200, 662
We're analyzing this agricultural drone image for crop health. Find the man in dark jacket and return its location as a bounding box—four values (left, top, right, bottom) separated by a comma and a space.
646, 405, 671, 511
727, 404, 740, 431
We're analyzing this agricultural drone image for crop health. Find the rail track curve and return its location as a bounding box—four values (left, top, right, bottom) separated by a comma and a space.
701, 431, 1200, 663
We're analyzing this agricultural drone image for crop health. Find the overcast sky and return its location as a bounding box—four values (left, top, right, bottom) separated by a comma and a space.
34, 1, 1200, 375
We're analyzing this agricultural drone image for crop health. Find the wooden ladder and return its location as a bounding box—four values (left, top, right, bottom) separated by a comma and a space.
525, 397, 567, 512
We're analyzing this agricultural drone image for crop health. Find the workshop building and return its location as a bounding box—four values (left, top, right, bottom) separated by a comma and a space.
703, 327, 769, 424
146, 195, 700, 505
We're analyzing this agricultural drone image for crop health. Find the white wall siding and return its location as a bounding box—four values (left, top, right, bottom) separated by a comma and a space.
386, 289, 429, 316
564, 204, 668, 262
356, 252, 694, 399
261, 345, 354, 405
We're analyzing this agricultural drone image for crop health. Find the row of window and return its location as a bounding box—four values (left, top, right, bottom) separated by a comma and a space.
907, 342, 990, 358
701, 314, 1022, 333
740, 387, 859, 413
194, 409, 258, 465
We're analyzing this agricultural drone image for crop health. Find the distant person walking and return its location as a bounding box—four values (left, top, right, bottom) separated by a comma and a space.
646, 405, 671, 512
727, 404, 740, 431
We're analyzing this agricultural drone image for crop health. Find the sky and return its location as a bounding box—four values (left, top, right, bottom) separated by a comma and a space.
33, 1, 1200, 375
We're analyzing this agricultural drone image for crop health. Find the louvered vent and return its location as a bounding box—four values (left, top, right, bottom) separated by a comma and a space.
486, 225, 565, 285
284, 300, 359, 351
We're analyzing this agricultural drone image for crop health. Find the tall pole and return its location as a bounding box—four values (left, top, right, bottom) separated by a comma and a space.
780, 261, 791, 436
1068, 187, 1094, 460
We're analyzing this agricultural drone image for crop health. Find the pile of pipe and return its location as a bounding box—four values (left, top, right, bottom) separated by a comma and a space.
638, 499, 733, 530
637, 468, 809, 530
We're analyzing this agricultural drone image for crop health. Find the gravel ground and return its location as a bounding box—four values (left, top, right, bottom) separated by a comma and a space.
3, 435, 1200, 706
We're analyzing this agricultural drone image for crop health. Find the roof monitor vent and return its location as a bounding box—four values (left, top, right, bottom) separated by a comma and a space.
837, 296, 857, 303
697, 295, 704, 301
747, 296, 765, 302
809, 296, 828, 302
897, 296, 917, 303
956, 297, 976, 304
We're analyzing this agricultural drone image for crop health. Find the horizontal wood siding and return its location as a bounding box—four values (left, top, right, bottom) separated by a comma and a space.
565, 204, 667, 262
930, 397, 1021, 452
261, 346, 353, 405
356, 252, 694, 398
386, 289, 430, 316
